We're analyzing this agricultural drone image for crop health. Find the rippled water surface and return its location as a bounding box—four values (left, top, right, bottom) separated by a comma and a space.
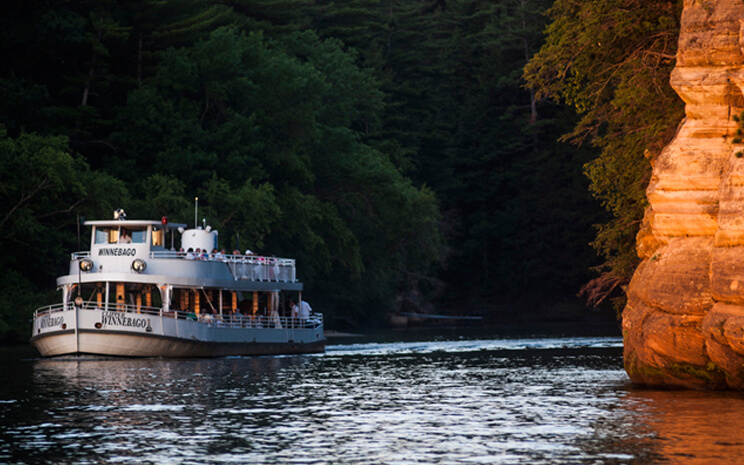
3, 328, 744, 464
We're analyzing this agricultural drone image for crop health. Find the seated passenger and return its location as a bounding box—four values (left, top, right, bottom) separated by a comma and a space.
119, 228, 132, 244
185, 248, 195, 260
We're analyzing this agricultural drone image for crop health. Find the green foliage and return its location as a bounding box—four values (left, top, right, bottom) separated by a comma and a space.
108, 26, 443, 324
127, 175, 192, 220
525, 0, 685, 305
0, 0, 625, 339
328, 0, 605, 309
200, 175, 280, 252
0, 128, 125, 341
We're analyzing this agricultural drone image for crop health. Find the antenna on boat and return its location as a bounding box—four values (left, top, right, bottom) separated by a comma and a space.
194, 197, 198, 229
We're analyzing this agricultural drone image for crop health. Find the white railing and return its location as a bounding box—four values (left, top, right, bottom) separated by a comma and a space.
224, 258, 296, 282
33, 303, 73, 317
192, 313, 323, 330
160, 306, 322, 330
34, 302, 322, 330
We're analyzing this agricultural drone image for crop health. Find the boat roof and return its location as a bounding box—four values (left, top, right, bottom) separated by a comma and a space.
84, 220, 188, 230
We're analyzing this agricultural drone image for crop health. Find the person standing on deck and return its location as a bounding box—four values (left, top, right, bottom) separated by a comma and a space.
289, 299, 311, 327
299, 300, 311, 326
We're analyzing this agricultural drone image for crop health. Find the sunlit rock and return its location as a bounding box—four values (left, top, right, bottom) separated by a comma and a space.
702, 303, 744, 389
630, 238, 714, 316
624, 295, 726, 390
624, 0, 744, 389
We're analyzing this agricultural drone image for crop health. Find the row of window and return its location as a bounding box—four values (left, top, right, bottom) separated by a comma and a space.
94, 227, 165, 246
73, 282, 288, 316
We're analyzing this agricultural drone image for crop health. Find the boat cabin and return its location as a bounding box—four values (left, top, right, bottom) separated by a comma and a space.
59, 212, 302, 325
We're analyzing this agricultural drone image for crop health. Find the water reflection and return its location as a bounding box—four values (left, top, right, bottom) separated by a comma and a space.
615, 390, 744, 464
2, 337, 744, 464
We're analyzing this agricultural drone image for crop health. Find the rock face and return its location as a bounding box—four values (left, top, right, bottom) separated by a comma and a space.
624, 0, 744, 389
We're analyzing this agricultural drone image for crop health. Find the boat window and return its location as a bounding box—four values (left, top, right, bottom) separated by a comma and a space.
95, 227, 146, 244
95, 228, 121, 244
95, 228, 109, 244
106, 282, 160, 311
152, 228, 164, 247
131, 229, 146, 244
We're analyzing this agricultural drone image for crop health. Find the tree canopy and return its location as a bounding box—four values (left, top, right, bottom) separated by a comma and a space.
0, 0, 638, 342
525, 0, 684, 309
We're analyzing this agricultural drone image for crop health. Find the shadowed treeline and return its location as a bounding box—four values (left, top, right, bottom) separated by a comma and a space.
1, 0, 643, 341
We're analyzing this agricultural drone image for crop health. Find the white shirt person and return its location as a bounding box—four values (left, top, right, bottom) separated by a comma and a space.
119, 228, 132, 243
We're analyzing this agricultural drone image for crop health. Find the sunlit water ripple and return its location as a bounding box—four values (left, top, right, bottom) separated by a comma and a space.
3, 333, 744, 464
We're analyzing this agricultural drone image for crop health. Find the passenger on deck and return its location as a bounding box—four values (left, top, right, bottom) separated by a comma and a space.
290, 299, 299, 319
288, 299, 302, 327
299, 300, 312, 321
215, 249, 226, 262
119, 228, 132, 244
185, 248, 195, 260
289, 299, 311, 327
214, 310, 225, 326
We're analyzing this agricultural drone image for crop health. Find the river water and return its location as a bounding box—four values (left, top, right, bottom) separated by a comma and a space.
2, 326, 744, 464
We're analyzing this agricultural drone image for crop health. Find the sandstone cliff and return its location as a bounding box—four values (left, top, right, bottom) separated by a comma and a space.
624, 0, 744, 389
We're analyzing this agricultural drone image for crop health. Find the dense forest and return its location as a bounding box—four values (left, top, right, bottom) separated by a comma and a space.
0, 0, 682, 342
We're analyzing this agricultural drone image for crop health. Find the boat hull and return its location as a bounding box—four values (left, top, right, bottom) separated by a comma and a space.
31, 307, 325, 358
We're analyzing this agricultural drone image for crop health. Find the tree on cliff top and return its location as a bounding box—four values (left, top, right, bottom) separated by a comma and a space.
524, 0, 685, 310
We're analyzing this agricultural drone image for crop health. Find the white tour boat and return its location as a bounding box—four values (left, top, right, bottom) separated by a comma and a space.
30, 212, 325, 357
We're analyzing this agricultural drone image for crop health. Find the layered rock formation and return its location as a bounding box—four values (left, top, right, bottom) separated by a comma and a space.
624, 0, 744, 389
